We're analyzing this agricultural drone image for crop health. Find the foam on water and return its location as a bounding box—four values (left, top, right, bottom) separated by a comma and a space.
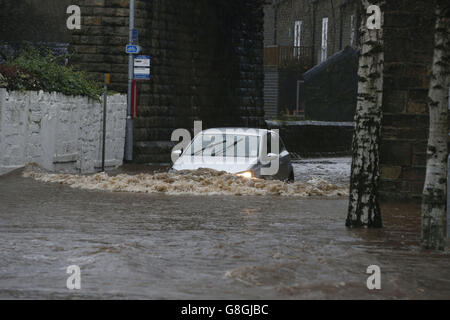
23, 167, 348, 197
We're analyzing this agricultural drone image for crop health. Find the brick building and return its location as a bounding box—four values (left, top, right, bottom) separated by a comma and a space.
266, 0, 358, 63
263, 0, 359, 118
264, 0, 443, 200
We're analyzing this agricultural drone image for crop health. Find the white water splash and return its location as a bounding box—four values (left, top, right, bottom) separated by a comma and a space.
23, 167, 349, 197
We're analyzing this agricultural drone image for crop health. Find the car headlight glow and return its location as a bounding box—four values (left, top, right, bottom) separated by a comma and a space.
236, 170, 254, 179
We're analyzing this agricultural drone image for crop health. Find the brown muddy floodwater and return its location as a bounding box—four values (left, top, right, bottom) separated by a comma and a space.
0, 159, 449, 299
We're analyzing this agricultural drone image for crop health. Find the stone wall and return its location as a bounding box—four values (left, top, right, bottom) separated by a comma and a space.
266, 120, 354, 157
0, 0, 73, 43
0, 89, 126, 174
0, 0, 74, 63
379, 0, 437, 199
69, 0, 265, 163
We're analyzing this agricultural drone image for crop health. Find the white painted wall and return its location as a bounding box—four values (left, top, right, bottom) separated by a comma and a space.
0, 89, 126, 174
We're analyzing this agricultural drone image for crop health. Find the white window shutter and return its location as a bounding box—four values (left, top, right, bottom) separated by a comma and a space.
321, 17, 328, 62
350, 15, 355, 46
294, 20, 302, 47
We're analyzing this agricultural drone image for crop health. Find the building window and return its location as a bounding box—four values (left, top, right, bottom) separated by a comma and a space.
320, 17, 328, 63
350, 14, 356, 47
294, 20, 302, 57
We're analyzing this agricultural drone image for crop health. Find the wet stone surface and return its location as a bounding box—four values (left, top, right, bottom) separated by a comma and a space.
0, 160, 449, 299
292, 157, 351, 184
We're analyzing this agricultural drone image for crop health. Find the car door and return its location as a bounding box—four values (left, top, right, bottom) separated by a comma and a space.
273, 132, 291, 180
263, 131, 289, 180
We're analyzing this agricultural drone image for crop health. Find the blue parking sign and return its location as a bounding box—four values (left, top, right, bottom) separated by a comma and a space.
126, 45, 141, 54
132, 29, 138, 44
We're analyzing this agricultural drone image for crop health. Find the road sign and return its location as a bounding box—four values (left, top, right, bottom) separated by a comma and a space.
134, 55, 150, 67
126, 44, 141, 54
134, 68, 150, 80
134, 55, 150, 80
132, 28, 138, 44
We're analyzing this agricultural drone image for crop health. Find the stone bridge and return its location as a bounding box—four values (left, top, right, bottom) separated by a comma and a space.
1, 0, 265, 163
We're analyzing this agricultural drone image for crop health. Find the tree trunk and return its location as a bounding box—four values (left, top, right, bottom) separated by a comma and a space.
346, 0, 384, 228
421, 1, 450, 250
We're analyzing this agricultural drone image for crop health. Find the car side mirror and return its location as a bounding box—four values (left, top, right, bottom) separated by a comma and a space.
172, 150, 182, 156
266, 153, 279, 161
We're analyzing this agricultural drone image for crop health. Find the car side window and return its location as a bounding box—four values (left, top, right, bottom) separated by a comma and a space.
248, 136, 259, 157
266, 132, 271, 154
271, 133, 286, 153
279, 136, 287, 153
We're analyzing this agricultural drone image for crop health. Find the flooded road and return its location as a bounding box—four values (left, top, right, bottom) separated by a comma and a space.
22, 162, 349, 198
0, 159, 449, 299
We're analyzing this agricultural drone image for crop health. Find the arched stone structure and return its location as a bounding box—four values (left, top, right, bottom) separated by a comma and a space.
70, 0, 266, 163
1, 0, 265, 163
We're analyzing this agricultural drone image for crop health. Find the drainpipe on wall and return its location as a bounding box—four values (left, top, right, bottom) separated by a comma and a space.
124, 0, 135, 162
339, 5, 343, 50
311, 0, 317, 66
274, 2, 278, 45
296, 80, 304, 115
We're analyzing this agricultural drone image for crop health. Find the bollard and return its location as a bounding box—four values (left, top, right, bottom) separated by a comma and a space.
124, 0, 135, 162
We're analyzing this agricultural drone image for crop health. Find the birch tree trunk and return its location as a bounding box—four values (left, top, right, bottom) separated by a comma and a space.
421, 1, 450, 250
346, 0, 384, 228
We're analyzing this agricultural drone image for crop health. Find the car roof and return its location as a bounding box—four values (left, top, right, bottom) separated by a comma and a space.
200, 128, 273, 137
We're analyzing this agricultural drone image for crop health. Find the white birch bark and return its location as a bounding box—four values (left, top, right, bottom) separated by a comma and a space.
421, 1, 450, 250
346, 0, 384, 228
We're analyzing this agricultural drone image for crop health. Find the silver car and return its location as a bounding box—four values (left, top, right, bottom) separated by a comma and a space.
171, 128, 294, 182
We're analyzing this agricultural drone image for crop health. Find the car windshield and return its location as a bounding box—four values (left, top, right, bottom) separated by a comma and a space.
187, 134, 260, 158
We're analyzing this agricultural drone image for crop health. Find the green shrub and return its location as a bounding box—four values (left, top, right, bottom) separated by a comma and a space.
0, 49, 103, 100
0, 64, 39, 91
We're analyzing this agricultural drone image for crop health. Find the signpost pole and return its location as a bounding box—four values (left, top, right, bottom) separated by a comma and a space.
125, 0, 135, 162
102, 74, 110, 172
133, 80, 137, 118
447, 153, 450, 239
447, 86, 450, 239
